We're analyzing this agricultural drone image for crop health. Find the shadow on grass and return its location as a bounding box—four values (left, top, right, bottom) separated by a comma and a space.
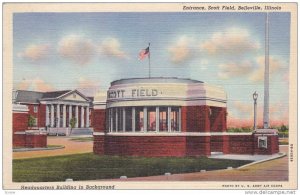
13, 153, 252, 182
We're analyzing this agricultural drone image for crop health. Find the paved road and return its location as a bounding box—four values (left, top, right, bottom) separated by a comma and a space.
13, 136, 93, 159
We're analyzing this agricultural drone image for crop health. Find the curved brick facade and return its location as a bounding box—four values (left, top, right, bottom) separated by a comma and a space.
93, 78, 279, 157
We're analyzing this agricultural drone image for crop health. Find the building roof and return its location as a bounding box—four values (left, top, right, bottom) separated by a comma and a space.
14, 90, 44, 103
41, 90, 71, 99
111, 77, 204, 86
14, 90, 92, 104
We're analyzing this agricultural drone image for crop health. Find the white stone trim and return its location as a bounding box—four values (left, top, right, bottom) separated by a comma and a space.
93, 132, 105, 135
93, 132, 254, 136
40, 101, 89, 106
106, 99, 226, 108
14, 131, 26, 135
12, 104, 29, 112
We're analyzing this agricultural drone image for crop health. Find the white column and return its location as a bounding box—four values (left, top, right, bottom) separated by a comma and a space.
81, 106, 85, 128
46, 104, 49, 126
63, 104, 66, 128
110, 109, 113, 132
56, 104, 60, 128
179, 107, 182, 132
143, 107, 147, 132
68, 105, 72, 127
116, 108, 118, 131
155, 107, 159, 132
167, 107, 171, 132
50, 104, 54, 127
132, 107, 135, 132
75, 105, 79, 128
85, 106, 90, 128
122, 108, 126, 132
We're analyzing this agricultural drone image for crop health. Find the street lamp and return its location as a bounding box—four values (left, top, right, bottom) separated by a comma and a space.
253, 91, 258, 131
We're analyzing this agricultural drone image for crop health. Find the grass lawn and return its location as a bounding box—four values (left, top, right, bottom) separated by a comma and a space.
13, 153, 252, 182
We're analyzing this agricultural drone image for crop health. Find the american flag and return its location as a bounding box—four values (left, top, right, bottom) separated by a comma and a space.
139, 46, 150, 60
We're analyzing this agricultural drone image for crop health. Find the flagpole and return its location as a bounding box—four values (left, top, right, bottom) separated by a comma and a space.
148, 42, 151, 78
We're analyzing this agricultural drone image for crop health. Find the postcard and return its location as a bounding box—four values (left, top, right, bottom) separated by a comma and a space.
2, 2, 298, 191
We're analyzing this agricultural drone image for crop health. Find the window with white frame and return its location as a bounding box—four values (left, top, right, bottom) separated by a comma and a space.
34, 105, 38, 113
108, 106, 181, 133
34, 117, 38, 127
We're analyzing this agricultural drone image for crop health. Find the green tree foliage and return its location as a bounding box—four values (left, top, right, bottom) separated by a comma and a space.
69, 117, 77, 135
28, 115, 36, 127
227, 127, 252, 132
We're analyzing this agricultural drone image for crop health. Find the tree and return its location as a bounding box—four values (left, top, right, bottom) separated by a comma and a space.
69, 117, 77, 136
28, 115, 36, 128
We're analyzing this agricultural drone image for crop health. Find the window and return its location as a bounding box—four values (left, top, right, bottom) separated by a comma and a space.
117, 108, 123, 132
125, 107, 132, 132
108, 106, 181, 133
34, 118, 38, 127
34, 105, 38, 113
147, 107, 156, 131
171, 107, 180, 132
159, 107, 168, 132
135, 107, 144, 132
112, 108, 116, 132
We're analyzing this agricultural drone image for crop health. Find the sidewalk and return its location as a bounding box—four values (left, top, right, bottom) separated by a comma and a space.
108, 145, 288, 181
13, 136, 93, 159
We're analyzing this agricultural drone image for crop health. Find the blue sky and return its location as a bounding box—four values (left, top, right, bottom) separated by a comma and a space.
13, 12, 290, 126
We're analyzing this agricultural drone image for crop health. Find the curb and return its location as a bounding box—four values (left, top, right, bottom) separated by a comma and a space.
237, 152, 287, 169
13, 146, 65, 152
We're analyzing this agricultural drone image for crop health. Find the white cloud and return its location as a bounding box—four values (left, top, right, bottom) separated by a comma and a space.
58, 35, 96, 65
16, 78, 54, 92
218, 61, 254, 79
18, 44, 51, 62
99, 38, 128, 59
200, 27, 260, 56
168, 36, 193, 64
77, 77, 100, 96
218, 56, 285, 82
249, 56, 283, 82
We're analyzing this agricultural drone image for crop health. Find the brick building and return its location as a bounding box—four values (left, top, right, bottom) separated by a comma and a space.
12, 89, 93, 136
13, 104, 47, 148
93, 77, 279, 157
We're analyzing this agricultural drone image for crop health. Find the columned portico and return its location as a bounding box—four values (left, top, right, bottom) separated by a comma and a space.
45, 103, 90, 129
39, 90, 91, 131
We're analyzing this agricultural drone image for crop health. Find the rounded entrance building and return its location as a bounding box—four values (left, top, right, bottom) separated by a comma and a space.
93, 77, 228, 157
